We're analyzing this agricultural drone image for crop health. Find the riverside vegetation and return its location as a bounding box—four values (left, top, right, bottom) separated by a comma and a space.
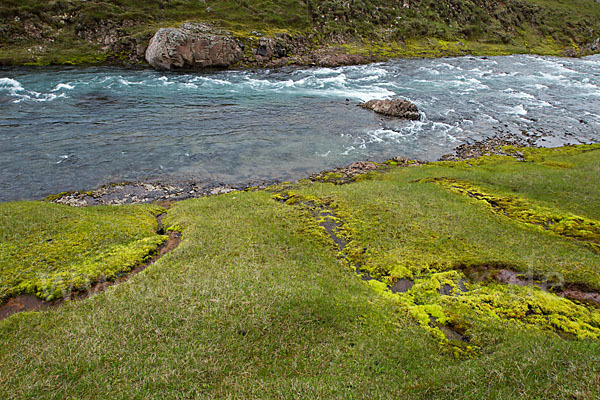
1, 144, 600, 398
1, 0, 600, 66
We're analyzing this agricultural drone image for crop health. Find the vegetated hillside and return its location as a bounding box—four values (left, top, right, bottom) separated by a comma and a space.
0, 0, 599, 65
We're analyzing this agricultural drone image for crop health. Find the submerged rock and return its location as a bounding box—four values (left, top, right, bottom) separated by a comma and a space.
145, 23, 243, 70
359, 98, 420, 120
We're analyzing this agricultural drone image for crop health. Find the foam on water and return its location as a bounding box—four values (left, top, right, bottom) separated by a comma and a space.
0, 77, 69, 103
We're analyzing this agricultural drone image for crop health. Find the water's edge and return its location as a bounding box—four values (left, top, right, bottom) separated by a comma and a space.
2, 54, 599, 202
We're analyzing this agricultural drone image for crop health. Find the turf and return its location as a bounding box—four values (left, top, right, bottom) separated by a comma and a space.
1, 145, 600, 398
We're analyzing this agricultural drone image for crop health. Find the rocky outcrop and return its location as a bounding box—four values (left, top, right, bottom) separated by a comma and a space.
359, 99, 420, 120
145, 23, 244, 70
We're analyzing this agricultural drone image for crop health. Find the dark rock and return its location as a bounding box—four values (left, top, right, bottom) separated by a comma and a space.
47, 179, 267, 206
439, 133, 532, 161
564, 48, 578, 58
359, 98, 420, 120
145, 23, 243, 70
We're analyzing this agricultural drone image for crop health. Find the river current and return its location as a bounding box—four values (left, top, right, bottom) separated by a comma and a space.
1, 54, 599, 202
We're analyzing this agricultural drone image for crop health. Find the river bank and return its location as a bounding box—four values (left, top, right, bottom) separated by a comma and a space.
2, 0, 600, 68
44, 133, 533, 206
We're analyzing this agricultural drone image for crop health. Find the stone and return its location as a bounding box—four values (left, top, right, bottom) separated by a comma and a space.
359, 98, 420, 120
145, 23, 243, 70
312, 47, 370, 67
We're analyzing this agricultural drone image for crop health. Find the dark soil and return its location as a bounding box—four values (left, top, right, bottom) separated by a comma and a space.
463, 264, 600, 308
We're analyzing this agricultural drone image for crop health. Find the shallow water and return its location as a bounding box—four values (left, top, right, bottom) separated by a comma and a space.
1, 54, 599, 201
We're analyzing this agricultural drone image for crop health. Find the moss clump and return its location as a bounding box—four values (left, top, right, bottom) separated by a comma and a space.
0, 202, 166, 301
273, 144, 600, 346
423, 177, 600, 250
311, 172, 345, 184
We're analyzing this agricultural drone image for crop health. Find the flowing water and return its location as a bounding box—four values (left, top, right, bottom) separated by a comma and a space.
1, 54, 599, 202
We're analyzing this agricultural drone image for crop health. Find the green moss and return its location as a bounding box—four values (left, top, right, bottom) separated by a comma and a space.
311, 172, 345, 184
423, 177, 600, 250
271, 144, 600, 346
44, 191, 71, 202
0, 202, 166, 301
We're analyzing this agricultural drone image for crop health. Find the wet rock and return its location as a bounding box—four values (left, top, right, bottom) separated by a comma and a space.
48, 180, 267, 206
145, 23, 243, 70
254, 37, 288, 61
209, 186, 236, 196
582, 37, 600, 55
439, 133, 531, 161
309, 161, 379, 184
359, 99, 420, 120
564, 48, 579, 58
390, 279, 414, 293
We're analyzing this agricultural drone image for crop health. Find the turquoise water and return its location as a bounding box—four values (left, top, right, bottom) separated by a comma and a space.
1, 54, 599, 201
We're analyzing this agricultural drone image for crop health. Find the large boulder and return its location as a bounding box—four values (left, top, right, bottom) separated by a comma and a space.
359, 98, 420, 120
145, 23, 244, 70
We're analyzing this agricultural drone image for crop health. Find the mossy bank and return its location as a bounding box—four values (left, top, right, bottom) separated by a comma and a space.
1, 0, 600, 67
2, 144, 600, 398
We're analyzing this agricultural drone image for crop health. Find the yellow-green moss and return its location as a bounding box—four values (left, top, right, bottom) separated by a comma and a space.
422, 177, 600, 250
0, 202, 166, 301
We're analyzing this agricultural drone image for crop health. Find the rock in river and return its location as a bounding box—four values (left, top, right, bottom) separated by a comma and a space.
359, 98, 420, 120
145, 23, 243, 70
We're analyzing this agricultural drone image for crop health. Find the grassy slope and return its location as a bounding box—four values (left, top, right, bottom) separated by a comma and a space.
0, 202, 166, 301
1, 0, 599, 65
1, 145, 600, 398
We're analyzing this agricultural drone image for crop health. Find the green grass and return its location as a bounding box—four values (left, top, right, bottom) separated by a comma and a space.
0, 202, 166, 301
1, 145, 600, 398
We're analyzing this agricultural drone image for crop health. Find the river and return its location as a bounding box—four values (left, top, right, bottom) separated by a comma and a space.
1, 54, 599, 202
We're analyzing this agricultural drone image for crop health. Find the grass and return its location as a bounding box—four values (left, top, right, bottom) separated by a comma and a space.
0, 0, 599, 66
0, 202, 166, 301
1, 144, 600, 398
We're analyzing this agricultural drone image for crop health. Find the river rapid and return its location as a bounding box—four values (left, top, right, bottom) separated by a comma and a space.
1, 54, 599, 202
